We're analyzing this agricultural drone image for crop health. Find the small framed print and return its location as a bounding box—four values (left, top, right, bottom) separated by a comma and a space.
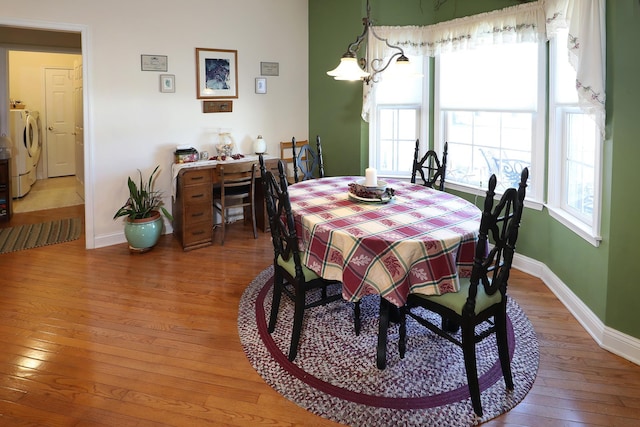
260, 61, 279, 76
141, 54, 168, 71
255, 78, 267, 94
160, 74, 175, 93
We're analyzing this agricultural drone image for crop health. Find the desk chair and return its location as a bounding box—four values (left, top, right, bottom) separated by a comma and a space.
411, 140, 448, 190
213, 161, 257, 245
258, 155, 345, 361
399, 167, 528, 416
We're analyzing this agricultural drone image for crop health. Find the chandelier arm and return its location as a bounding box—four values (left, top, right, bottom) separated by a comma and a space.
345, 17, 370, 56
366, 24, 408, 83
370, 51, 404, 74
369, 25, 406, 56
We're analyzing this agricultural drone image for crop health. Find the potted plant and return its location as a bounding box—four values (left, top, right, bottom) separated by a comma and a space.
113, 165, 173, 252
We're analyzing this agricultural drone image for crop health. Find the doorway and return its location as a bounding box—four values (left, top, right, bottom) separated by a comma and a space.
8, 51, 82, 214
1, 22, 93, 248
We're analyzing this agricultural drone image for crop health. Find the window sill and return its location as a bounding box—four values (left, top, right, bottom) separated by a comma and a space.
546, 205, 602, 247
446, 182, 544, 212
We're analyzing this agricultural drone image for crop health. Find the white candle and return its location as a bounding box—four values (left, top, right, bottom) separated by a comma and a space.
365, 167, 377, 187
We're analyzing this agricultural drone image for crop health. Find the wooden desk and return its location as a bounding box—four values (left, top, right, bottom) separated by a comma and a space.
172, 156, 279, 251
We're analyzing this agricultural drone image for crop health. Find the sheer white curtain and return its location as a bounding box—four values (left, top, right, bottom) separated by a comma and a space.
363, 0, 605, 136
547, 0, 606, 134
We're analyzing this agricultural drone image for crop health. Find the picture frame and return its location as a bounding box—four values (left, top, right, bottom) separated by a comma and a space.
255, 77, 267, 94
260, 61, 279, 76
141, 54, 168, 72
160, 74, 175, 93
195, 48, 238, 99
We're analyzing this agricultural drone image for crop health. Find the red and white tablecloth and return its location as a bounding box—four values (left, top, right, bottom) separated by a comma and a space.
288, 176, 482, 308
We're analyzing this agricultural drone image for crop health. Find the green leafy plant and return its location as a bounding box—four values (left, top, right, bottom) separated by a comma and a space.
113, 165, 173, 221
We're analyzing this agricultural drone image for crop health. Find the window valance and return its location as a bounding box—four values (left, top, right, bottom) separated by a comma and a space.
364, 0, 605, 135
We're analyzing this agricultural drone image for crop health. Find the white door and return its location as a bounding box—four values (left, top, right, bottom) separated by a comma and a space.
73, 59, 85, 199
45, 68, 75, 177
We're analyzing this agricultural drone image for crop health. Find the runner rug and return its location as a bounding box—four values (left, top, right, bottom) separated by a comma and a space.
0, 218, 81, 254
238, 266, 539, 426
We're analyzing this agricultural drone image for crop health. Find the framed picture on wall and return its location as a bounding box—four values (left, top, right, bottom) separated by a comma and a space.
255, 78, 266, 94
195, 48, 238, 99
160, 74, 175, 93
141, 54, 168, 71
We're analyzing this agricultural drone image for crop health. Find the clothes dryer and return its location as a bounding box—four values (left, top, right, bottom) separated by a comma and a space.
9, 109, 41, 198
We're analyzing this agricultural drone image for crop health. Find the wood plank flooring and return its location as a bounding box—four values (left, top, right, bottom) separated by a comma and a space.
1, 206, 640, 426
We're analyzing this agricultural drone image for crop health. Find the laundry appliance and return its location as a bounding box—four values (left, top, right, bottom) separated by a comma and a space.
9, 109, 42, 198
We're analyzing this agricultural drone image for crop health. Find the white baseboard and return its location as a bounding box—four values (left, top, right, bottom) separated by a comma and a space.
513, 253, 640, 366
94, 224, 175, 249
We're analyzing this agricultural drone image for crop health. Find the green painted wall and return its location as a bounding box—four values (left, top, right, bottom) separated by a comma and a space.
604, 0, 640, 334
309, 0, 639, 339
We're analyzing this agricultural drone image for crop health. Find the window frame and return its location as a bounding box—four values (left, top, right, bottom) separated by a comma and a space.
432, 42, 546, 206
368, 56, 430, 179
547, 33, 603, 247
371, 104, 422, 178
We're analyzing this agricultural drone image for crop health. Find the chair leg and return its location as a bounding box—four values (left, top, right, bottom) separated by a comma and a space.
442, 316, 460, 332
461, 322, 483, 417
250, 199, 257, 239
354, 301, 361, 336
495, 309, 514, 390
376, 298, 391, 370
220, 207, 226, 246
399, 306, 406, 359
288, 285, 306, 361
268, 269, 284, 333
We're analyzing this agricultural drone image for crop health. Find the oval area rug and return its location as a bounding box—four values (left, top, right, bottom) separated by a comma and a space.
238, 266, 539, 426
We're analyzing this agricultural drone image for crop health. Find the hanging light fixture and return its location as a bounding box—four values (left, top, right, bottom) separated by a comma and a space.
327, 0, 410, 84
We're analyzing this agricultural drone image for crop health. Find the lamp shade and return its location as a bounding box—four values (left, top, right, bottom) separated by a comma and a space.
327, 57, 370, 81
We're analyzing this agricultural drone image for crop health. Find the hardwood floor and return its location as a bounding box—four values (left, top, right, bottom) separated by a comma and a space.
1, 206, 640, 426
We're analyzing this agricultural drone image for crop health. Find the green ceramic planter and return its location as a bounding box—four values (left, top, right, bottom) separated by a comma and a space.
124, 211, 163, 253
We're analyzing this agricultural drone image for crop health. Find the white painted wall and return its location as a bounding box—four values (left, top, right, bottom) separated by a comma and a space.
9, 51, 78, 111
0, 0, 309, 248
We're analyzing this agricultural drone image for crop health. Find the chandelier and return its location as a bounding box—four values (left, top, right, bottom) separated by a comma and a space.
326, 0, 410, 84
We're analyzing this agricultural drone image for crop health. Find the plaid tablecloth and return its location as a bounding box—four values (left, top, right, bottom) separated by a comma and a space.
288, 176, 482, 308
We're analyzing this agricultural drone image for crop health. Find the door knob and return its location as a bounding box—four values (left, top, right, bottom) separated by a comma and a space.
48, 126, 54, 131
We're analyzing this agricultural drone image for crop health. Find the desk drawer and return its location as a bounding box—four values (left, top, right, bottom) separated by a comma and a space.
181, 169, 210, 185
183, 221, 213, 246
184, 201, 212, 222
182, 184, 212, 204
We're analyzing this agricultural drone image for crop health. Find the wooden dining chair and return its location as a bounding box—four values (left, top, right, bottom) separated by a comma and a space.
213, 161, 257, 245
316, 135, 326, 179
258, 155, 344, 361
279, 137, 309, 184
411, 139, 448, 190
399, 167, 528, 417
292, 135, 326, 183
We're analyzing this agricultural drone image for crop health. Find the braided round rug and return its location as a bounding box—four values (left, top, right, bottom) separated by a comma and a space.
238, 266, 539, 426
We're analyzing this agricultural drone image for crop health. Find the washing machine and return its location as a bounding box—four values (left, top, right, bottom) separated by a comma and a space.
9, 109, 42, 198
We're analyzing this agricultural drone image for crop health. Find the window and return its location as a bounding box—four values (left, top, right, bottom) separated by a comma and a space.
369, 56, 428, 178
435, 42, 545, 202
548, 29, 602, 245
376, 106, 420, 176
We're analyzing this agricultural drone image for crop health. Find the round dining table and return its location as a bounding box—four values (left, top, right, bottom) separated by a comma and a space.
287, 176, 482, 368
